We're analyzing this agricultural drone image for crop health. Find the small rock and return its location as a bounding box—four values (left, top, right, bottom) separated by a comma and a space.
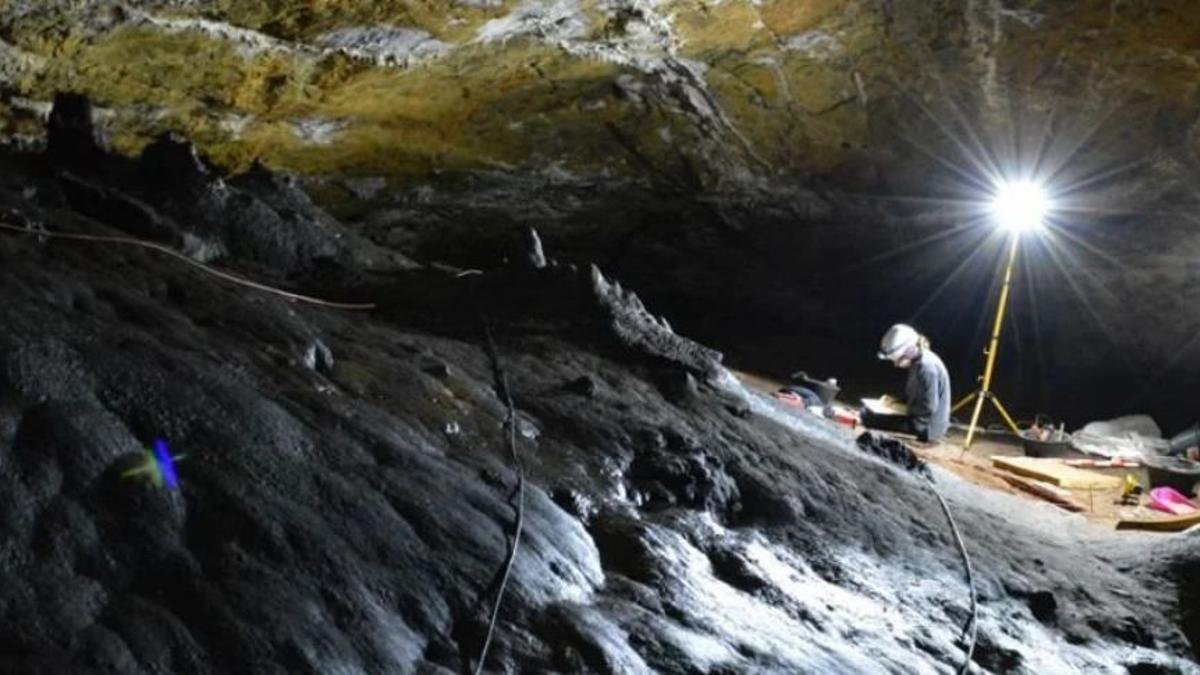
971, 631, 1024, 672
302, 339, 335, 375
479, 467, 503, 487
708, 546, 768, 592
658, 369, 699, 404
732, 466, 803, 525
46, 93, 110, 170
522, 226, 547, 269
139, 132, 219, 197
626, 442, 739, 514
517, 415, 541, 441
662, 427, 698, 451
1028, 590, 1058, 623
444, 421, 461, 436
724, 402, 751, 418
638, 481, 676, 507
565, 375, 598, 397
552, 487, 597, 523
422, 360, 452, 379
180, 233, 226, 263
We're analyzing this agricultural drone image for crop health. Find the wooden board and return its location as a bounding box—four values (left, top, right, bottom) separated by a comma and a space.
1115, 511, 1200, 532
990, 456, 1125, 489
997, 473, 1085, 512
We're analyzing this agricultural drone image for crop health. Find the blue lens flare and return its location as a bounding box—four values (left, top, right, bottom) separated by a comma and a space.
121, 438, 184, 490
153, 438, 179, 490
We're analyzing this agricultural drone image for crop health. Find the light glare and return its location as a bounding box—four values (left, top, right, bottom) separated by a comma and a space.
991, 181, 1049, 232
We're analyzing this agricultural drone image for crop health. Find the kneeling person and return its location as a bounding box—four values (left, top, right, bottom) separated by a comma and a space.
875, 323, 951, 443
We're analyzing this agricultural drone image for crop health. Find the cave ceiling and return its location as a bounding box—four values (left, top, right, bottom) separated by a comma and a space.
0, 0, 1197, 194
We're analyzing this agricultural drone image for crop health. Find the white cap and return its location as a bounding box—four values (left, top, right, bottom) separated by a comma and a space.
879, 324, 920, 363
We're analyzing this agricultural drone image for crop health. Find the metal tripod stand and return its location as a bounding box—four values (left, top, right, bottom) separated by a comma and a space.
953, 233, 1022, 450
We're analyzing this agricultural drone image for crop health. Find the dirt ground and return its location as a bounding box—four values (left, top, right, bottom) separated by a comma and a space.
915, 430, 1156, 525
735, 370, 1187, 530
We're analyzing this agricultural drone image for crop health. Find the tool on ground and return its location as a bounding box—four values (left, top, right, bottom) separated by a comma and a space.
1116, 474, 1143, 506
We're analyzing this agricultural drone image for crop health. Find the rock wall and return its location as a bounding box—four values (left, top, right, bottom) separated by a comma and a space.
0, 113, 1197, 673
4, 1, 1200, 426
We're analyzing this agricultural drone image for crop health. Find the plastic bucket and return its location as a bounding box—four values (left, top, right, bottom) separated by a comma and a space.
1145, 456, 1200, 495
1019, 429, 1087, 459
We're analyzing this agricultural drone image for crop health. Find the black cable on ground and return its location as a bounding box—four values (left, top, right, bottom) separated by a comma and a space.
855, 433, 977, 673
472, 322, 526, 675
929, 479, 978, 675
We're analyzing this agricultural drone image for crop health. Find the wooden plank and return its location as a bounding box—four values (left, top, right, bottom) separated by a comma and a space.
1115, 511, 1200, 532
990, 456, 1124, 489
998, 473, 1085, 512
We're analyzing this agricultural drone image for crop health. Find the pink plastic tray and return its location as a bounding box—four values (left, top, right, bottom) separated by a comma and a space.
1149, 487, 1199, 516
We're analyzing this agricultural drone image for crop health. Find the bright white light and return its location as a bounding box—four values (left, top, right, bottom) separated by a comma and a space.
991, 181, 1050, 233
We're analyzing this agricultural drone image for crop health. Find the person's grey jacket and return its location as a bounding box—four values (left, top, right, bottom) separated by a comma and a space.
906, 350, 951, 442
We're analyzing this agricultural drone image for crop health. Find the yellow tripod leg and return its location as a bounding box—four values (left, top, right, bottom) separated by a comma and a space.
989, 395, 1021, 435
962, 235, 1021, 452
951, 391, 977, 414
963, 390, 988, 450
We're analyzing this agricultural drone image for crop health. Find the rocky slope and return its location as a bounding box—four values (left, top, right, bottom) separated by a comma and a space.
0, 98, 1197, 673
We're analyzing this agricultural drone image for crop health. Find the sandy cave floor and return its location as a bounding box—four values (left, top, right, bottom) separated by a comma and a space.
733, 369, 1186, 531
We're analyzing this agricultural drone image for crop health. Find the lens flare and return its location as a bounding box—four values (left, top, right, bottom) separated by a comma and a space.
991, 181, 1050, 232
153, 438, 180, 490
120, 438, 185, 490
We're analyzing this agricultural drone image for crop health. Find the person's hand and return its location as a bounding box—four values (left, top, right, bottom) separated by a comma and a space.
1187, 446, 1200, 462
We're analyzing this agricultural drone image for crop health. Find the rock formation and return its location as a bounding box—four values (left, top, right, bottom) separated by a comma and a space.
3, 2, 1200, 426
0, 93, 1195, 674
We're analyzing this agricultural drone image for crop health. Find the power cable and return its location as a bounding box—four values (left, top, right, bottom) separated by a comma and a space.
929, 479, 978, 675
856, 433, 977, 673
472, 321, 526, 675
0, 221, 376, 310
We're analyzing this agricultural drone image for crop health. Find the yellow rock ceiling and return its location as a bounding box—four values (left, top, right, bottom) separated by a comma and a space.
0, 1, 1197, 188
